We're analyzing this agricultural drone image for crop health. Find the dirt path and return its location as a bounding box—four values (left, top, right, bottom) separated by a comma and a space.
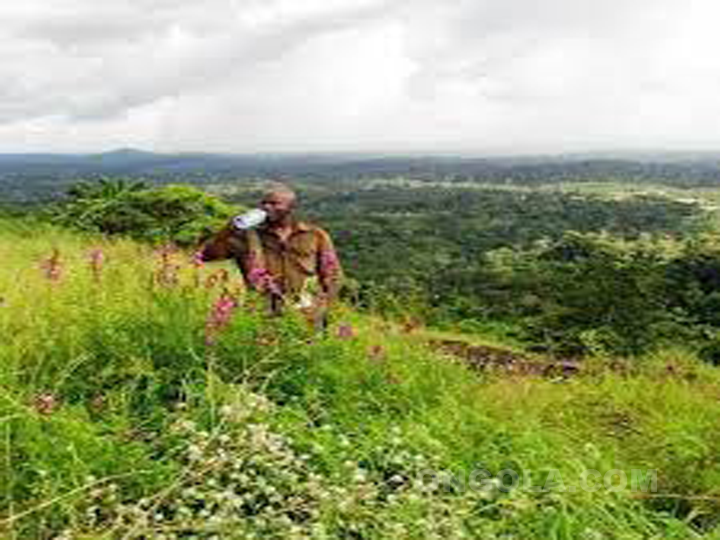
427, 338, 581, 377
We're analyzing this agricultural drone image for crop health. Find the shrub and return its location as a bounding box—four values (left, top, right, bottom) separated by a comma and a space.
54, 179, 237, 245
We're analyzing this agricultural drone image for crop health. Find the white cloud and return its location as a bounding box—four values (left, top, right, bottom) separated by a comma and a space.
1, 0, 720, 152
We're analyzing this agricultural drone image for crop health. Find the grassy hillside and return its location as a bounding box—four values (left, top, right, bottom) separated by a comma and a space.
2, 218, 720, 539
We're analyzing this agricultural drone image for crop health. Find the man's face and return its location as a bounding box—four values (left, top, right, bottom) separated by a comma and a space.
260, 191, 295, 223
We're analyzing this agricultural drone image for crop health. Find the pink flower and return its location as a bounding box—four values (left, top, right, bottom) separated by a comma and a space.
88, 248, 105, 281
336, 323, 355, 340
33, 392, 59, 415
192, 250, 205, 268
40, 249, 63, 282
247, 267, 282, 296
205, 294, 238, 346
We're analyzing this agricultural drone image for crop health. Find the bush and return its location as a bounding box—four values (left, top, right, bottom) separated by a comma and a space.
54, 179, 237, 245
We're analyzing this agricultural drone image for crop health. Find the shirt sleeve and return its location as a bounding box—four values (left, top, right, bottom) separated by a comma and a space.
201, 224, 281, 295
199, 221, 245, 262
315, 228, 343, 300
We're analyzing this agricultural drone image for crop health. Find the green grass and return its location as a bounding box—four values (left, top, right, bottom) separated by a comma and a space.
2, 217, 720, 539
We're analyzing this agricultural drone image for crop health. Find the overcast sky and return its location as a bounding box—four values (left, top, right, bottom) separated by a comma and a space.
1, 0, 719, 154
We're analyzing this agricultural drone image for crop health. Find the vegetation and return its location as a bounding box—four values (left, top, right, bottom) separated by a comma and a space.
51, 179, 237, 245
227, 183, 714, 356
3, 218, 720, 539
5, 163, 720, 537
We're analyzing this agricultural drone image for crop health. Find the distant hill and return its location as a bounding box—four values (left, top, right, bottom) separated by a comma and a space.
0, 148, 719, 179
3, 149, 720, 202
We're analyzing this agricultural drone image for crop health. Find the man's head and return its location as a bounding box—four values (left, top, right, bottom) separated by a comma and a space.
260, 183, 297, 224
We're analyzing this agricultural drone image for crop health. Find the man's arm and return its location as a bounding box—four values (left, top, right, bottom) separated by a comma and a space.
199, 222, 240, 262
315, 228, 343, 303
200, 224, 282, 296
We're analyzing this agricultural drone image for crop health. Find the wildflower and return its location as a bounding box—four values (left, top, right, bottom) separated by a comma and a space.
248, 267, 282, 296
367, 344, 386, 363
354, 471, 367, 483
219, 405, 235, 418
336, 323, 355, 340
218, 434, 232, 444
187, 444, 203, 461
401, 317, 421, 334
255, 334, 277, 347
389, 474, 405, 485
90, 394, 105, 412
205, 294, 238, 346
154, 244, 180, 286
40, 249, 63, 282
174, 419, 196, 432
88, 248, 105, 281
33, 392, 59, 414
204, 269, 233, 290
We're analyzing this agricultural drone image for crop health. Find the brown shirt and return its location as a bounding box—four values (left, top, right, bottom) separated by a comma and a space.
200, 219, 342, 300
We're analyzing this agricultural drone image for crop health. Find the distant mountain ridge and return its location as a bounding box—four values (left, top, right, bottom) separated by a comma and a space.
3, 149, 720, 198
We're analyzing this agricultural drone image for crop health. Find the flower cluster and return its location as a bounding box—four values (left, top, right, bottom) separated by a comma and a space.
247, 267, 282, 297
205, 294, 238, 346
68, 389, 505, 540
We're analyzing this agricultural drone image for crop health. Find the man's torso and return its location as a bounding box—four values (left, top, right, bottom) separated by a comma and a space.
241, 221, 325, 297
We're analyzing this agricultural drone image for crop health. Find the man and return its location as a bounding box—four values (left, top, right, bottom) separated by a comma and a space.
200, 184, 342, 326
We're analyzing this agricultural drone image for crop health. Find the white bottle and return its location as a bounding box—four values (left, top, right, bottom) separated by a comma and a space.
232, 209, 267, 230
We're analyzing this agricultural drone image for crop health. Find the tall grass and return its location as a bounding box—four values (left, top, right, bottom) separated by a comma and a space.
1, 217, 720, 539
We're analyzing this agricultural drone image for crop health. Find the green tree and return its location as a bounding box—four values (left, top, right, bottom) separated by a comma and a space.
55, 180, 237, 245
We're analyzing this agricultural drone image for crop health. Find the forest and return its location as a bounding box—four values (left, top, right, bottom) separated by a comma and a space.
11, 163, 720, 357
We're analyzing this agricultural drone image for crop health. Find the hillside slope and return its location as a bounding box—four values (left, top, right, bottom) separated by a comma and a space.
1, 219, 720, 539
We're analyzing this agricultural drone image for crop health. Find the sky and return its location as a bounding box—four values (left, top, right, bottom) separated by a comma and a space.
1, 0, 719, 154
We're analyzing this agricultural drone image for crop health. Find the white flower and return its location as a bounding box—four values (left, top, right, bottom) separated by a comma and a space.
354, 471, 367, 483
187, 444, 203, 461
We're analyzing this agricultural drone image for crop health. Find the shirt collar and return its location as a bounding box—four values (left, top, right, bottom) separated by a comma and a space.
293, 220, 312, 232
260, 218, 311, 235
